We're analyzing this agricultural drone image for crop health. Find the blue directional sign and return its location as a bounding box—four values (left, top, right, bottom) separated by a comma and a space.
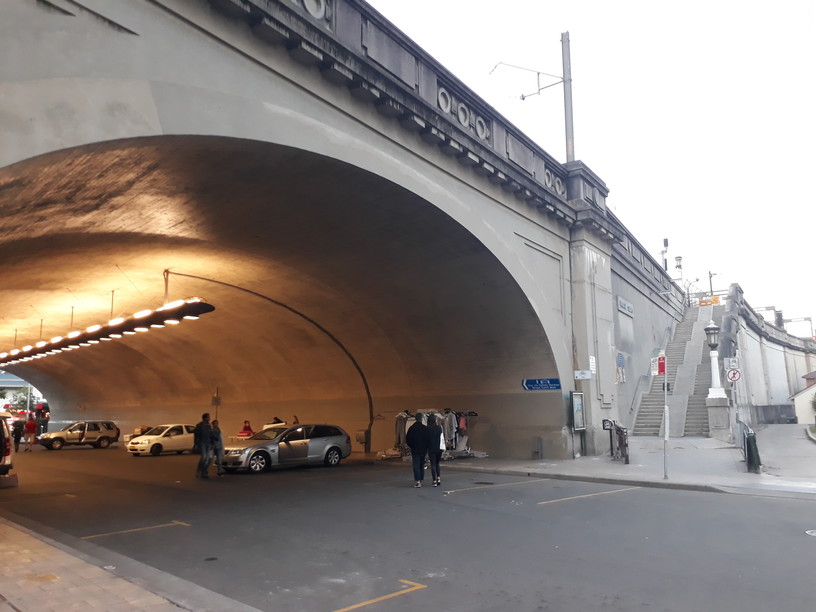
521, 378, 561, 390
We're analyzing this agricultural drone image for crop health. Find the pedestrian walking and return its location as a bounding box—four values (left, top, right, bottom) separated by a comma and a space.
23, 414, 38, 452
11, 420, 23, 452
405, 413, 429, 488
211, 419, 225, 476
193, 412, 214, 479
426, 414, 445, 487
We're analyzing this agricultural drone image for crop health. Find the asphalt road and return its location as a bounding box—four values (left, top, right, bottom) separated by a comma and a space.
2, 444, 815, 612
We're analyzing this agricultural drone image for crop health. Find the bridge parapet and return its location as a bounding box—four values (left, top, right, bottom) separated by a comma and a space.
206, 0, 619, 240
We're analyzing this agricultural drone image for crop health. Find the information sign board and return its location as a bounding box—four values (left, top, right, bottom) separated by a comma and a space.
521, 378, 562, 390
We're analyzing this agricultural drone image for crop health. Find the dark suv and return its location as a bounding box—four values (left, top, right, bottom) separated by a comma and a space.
39, 421, 120, 450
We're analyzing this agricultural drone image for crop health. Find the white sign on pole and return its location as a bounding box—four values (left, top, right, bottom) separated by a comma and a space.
650, 357, 659, 376
663, 405, 670, 441
589, 355, 596, 374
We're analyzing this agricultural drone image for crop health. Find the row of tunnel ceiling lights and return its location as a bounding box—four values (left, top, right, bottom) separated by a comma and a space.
0, 298, 216, 367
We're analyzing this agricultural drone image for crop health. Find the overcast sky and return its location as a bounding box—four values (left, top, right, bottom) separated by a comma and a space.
365, 0, 815, 338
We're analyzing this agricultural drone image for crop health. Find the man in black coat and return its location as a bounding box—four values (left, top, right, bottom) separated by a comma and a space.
405, 413, 429, 488
193, 412, 213, 479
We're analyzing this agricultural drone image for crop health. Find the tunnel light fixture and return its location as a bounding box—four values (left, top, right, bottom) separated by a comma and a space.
0, 297, 215, 367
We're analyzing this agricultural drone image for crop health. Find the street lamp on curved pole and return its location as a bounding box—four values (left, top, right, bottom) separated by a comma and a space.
163, 270, 375, 452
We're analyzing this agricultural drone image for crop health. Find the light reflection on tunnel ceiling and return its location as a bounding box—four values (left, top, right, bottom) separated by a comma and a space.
0, 298, 214, 367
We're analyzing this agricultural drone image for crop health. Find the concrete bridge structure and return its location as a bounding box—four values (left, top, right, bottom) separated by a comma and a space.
1, 0, 809, 459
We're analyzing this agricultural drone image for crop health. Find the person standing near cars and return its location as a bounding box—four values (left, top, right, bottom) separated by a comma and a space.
211, 419, 225, 477
23, 414, 38, 452
12, 420, 23, 452
405, 413, 429, 488
237, 420, 254, 438
426, 414, 445, 487
193, 413, 213, 479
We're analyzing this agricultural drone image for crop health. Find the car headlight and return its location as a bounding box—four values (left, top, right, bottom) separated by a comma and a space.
226, 449, 244, 455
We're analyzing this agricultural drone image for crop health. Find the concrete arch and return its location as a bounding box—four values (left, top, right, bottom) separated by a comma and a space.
1, 0, 575, 457
1, 136, 567, 458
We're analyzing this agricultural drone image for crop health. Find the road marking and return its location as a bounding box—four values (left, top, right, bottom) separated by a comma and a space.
332, 579, 427, 612
537, 486, 640, 505
81, 520, 190, 540
444, 478, 551, 494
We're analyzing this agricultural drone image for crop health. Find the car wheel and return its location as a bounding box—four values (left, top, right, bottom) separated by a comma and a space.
324, 447, 342, 466
247, 452, 269, 473
51, 438, 64, 450
97, 437, 111, 449
150, 444, 163, 456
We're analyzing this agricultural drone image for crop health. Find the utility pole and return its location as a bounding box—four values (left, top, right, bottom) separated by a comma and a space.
561, 32, 575, 162
491, 33, 576, 163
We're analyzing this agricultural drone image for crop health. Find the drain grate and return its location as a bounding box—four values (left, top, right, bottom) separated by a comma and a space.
473, 481, 495, 485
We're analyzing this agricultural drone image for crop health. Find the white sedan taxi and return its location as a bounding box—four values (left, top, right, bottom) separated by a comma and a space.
127, 424, 195, 456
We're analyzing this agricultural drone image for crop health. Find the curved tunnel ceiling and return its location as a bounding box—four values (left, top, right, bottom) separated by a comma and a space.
0, 136, 557, 423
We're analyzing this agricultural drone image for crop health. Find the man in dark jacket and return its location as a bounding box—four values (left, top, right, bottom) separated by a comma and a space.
405, 413, 429, 488
193, 412, 213, 479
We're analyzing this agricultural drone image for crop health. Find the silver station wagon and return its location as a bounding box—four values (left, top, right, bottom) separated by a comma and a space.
223, 424, 352, 473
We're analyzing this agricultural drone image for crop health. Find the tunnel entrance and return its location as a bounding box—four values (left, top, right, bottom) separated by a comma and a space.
0, 136, 564, 459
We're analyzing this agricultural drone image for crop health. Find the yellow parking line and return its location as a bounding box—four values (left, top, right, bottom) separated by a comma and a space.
537, 487, 640, 505
333, 579, 427, 612
81, 520, 190, 540
444, 478, 551, 494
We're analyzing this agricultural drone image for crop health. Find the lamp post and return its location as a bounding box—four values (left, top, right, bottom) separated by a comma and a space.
705, 320, 727, 399
708, 271, 718, 297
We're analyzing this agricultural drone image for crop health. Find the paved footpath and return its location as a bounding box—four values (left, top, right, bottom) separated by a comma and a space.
0, 511, 262, 612
1, 425, 813, 611
0, 516, 182, 611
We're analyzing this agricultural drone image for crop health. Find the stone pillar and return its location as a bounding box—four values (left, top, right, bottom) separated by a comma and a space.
565, 162, 619, 456
707, 396, 731, 443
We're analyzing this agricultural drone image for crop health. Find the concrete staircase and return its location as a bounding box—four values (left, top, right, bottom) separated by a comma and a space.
684, 348, 712, 436
632, 315, 696, 436
632, 308, 711, 437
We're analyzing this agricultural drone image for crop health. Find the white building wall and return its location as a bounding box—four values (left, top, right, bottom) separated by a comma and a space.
792, 387, 816, 426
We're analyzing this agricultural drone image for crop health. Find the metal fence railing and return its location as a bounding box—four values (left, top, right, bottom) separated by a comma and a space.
603, 419, 629, 464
